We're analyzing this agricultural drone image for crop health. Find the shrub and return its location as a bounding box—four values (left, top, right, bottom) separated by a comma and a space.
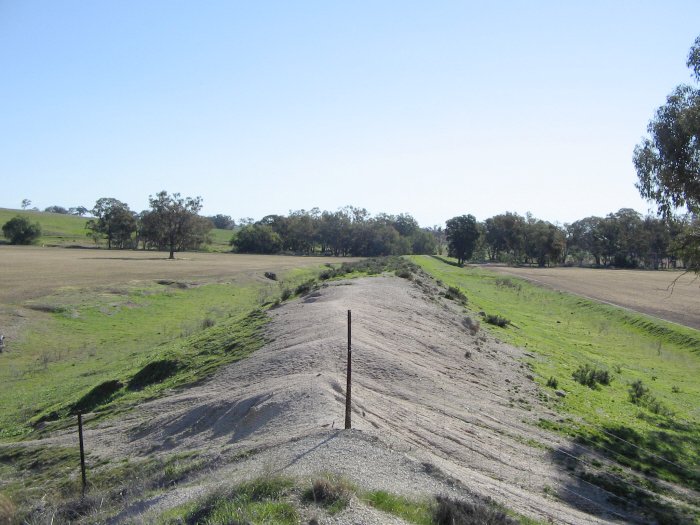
433, 495, 516, 525
628, 379, 649, 404
395, 269, 412, 279
546, 376, 558, 389
444, 286, 468, 304
628, 380, 674, 417
2, 215, 41, 244
484, 314, 509, 327
280, 288, 292, 301
463, 317, 480, 335
572, 364, 611, 388
294, 280, 315, 296
264, 271, 277, 281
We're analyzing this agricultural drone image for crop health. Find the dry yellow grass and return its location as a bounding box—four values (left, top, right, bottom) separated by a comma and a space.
481, 265, 700, 330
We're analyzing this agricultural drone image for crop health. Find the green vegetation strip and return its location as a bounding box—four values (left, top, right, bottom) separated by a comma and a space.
411, 255, 700, 492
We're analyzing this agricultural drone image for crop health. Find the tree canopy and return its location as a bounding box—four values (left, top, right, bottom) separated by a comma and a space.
143, 191, 209, 259
86, 198, 137, 249
445, 215, 480, 266
2, 216, 42, 245
633, 35, 700, 271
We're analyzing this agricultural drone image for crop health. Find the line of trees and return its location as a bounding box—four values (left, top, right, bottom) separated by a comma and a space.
85, 191, 213, 258
444, 209, 696, 269
231, 207, 438, 257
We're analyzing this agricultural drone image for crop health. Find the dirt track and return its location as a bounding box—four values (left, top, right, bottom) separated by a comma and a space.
480, 265, 700, 330
59, 276, 669, 524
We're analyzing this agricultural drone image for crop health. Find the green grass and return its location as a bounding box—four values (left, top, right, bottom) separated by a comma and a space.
159, 476, 298, 525
365, 490, 433, 524
0, 207, 234, 250
410, 255, 700, 490
0, 208, 91, 246
1, 447, 207, 523
0, 266, 327, 439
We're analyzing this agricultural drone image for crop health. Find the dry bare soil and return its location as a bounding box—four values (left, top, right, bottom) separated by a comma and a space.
480, 265, 700, 330
40, 276, 675, 524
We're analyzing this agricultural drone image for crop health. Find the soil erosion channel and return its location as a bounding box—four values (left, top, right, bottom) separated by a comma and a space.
79, 277, 634, 523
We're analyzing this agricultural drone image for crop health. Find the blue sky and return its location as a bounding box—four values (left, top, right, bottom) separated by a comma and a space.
1, 1, 699, 227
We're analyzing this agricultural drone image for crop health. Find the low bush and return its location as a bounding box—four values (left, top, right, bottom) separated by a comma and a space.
264, 271, 277, 281
546, 376, 558, 389
463, 317, 480, 335
484, 314, 509, 327
444, 285, 468, 304
572, 364, 611, 388
295, 280, 315, 296
628, 380, 674, 417
433, 495, 517, 525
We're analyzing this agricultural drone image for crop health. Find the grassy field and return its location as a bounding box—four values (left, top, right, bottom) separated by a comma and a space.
411, 256, 700, 492
0, 249, 355, 439
0, 207, 232, 250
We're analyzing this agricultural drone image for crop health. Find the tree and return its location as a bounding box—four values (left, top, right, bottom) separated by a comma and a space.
21, 199, 31, 210
231, 224, 282, 253
633, 35, 700, 218
2, 216, 42, 244
86, 198, 137, 249
208, 214, 235, 230
445, 215, 480, 266
144, 191, 206, 259
44, 205, 68, 214
69, 206, 89, 216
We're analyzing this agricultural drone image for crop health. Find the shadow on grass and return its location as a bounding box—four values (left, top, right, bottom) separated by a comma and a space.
429, 255, 463, 267
547, 423, 700, 525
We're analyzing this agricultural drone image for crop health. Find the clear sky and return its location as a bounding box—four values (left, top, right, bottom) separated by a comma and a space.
1, 1, 699, 227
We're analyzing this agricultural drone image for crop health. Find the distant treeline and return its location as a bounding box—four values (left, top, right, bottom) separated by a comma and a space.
231, 207, 696, 269
11, 197, 697, 269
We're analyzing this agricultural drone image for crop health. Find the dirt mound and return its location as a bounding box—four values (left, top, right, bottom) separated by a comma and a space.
82, 276, 640, 523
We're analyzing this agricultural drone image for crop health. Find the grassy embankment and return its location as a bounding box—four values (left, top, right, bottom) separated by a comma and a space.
0, 207, 232, 250
411, 256, 700, 498
0, 266, 321, 441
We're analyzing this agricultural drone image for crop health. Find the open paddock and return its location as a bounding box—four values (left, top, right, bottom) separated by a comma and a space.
0, 247, 356, 303
480, 265, 700, 330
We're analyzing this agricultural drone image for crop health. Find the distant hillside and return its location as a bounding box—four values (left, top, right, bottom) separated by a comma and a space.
0, 208, 232, 250
0, 208, 91, 246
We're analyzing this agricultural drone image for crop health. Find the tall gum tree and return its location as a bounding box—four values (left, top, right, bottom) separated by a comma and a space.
634, 35, 700, 271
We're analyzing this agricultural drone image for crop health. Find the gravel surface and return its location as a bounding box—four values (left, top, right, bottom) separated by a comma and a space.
46, 275, 659, 523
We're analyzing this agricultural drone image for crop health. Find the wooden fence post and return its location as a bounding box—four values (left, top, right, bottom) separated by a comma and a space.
345, 310, 352, 429
78, 413, 87, 496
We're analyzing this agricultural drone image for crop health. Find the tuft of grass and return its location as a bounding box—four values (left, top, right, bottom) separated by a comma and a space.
546, 376, 558, 389
162, 476, 298, 525
365, 491, 432, 525
304, 474, 355, 514
433, 495, 517, 525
